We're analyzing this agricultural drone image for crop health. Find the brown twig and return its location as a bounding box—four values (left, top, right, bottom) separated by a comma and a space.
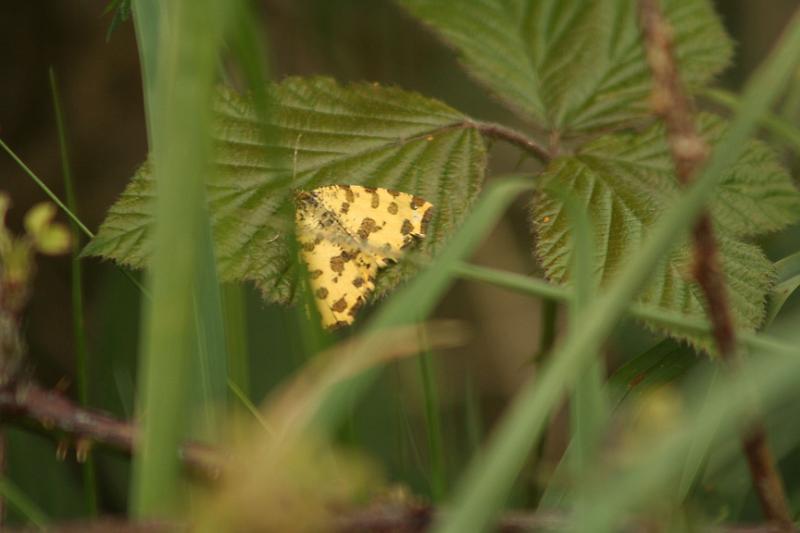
0, 385, 790, 532
639, 0, 794, 529
0, 383, 222, 479
472, 121, 553, 163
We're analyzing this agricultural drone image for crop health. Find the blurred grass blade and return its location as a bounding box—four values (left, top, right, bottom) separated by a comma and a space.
418, 327, 446, 501
306, 175, 535, 434
190, 213, 229, 442
48, 67, 99, 516
703, 87, 800, 150
434, 11, 800, 532
558, 189, 609, 479
131, 0, 163, 139
130, 0, 234, 517
263, 321, 466, 437
0, 477, 48, 529
453, 262, 793, 355
464, 372, 483, 459
222, 284, 251, 404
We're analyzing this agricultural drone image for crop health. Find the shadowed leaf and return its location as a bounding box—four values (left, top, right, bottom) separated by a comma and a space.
400, 0, 731, 134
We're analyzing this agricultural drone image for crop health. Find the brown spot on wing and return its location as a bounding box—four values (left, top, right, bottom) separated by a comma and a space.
330, 255, 345, 274
411, 196, 427, 209
353, 277, 364, 288
310, 269, 323, 279
388, 202, 398, 215
349, 296, 365, 316
302, 241, 316, 252
401, 219, 414, 235
332, 297, 348, 313
420, 207, 433, 235
343, 186, 355, 203
387, 190, 400, 197
358, 217, 379, 240
370, 191, 380, 208
315, 287, 329, 299
340, 202, 350, 214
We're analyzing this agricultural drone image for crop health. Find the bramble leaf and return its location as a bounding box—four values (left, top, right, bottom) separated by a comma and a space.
399, 0, 732, 135
83, 77, 486, 303
532, 115, 800, 348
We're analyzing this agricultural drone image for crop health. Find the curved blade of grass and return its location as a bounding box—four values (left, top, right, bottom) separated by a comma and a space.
305, 175, 535, 435
222, 285, 251, 408
48, 67, 98, 516
557, 189, 609, 480
452, 262, 793, 355
130, 0, 234, 517
190, 214, 229, 442
418, 327, 446, 501
433, 12, 800, 532
0, 477, 48, 529
703, 87, 800, 151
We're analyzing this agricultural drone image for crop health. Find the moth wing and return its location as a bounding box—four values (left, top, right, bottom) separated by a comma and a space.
312, 185, 433, 266
299, 238, 377, 328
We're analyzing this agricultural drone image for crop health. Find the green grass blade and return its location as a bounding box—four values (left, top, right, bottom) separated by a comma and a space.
306, 176, 535, 434
222, 284, 251, 405
0, 476, 49, 529
131, 0, 163, 140
463, 372, 483, 459
48, 67, 99, 517
0, 138, 93, 238
418, 330, 446, 501
188, 207, 229, 443
130, 0, 234, 517
560, 191, 609, 479
453, 262, 793, 355
703, 87, 800, 151
433, 12, 800, 532
0, 138, 149, 298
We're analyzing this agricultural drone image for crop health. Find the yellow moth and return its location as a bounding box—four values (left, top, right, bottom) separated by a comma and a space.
295, 185, 434, 328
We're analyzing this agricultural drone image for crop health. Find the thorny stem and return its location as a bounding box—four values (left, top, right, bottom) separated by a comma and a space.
0, 380, 792, 533
640, 0, 794, 529
0, 383, 221, 479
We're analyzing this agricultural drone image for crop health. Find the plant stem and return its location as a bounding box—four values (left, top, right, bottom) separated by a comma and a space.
640, 0, 793, 527
418, 342, 446, 501
473, 121, 552, 163
49, 67, 99, 517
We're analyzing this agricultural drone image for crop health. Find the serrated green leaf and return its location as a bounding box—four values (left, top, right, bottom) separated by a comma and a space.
399, 0, 732, 135
532, 115, 800, 348
83, 77, 486, 303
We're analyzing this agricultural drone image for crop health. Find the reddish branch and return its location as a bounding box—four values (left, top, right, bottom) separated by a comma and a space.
0, 383, 221, 479
639, 0, 794, 529
473, 121, 553, 163
0, 386, 792, 532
